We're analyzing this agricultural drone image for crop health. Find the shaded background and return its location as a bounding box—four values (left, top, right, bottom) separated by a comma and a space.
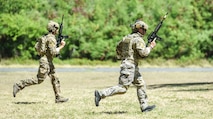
0, 0, 212, 62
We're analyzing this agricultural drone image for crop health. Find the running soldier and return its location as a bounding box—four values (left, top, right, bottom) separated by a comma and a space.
13, 21, 69, 103
95, 20, 156, 112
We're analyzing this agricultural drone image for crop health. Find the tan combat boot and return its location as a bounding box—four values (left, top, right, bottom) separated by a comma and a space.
55, 96, 69, 103
141, 105, 156, 112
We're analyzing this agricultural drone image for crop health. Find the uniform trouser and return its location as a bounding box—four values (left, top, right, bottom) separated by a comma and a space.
15, 57, 61, 98
98, 60, 148, 110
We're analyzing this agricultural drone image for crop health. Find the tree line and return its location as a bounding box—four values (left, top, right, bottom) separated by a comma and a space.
0, 0, 212, 62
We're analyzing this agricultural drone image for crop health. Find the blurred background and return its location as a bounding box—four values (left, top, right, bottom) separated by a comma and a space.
0, 0, 212, 65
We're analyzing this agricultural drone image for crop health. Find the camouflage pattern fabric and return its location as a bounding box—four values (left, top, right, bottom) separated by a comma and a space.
15, 33, 62, 98
98, 32, 152, 110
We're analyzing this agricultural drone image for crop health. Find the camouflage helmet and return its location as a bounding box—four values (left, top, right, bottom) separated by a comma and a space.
47, 21, 59, 32
131, 20, 148, 32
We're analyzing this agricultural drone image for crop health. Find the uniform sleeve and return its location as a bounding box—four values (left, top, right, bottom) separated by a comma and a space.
136, 38, 152, 57
47, 36, 59, 56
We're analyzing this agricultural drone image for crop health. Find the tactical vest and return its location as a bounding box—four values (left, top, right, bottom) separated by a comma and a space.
116, 34, 135, 60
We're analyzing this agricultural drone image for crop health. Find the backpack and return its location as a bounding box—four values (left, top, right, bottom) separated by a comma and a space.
34, 35, 47, 55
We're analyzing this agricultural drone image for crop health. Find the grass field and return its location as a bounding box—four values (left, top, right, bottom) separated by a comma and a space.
0, 68, 212, 119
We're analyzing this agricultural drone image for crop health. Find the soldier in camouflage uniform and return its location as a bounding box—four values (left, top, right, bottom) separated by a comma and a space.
13, 21, 69, 103
95, 20, 156, 112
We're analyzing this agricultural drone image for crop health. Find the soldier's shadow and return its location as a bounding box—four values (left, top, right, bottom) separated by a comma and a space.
148, 82, 213, 91
101, 111, 127, 115
13, 101, 47, 104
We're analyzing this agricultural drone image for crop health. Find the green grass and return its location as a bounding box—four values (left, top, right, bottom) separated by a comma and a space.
0, 58, 212, 67
0, 58, 119, 66
0, 71, 212, 119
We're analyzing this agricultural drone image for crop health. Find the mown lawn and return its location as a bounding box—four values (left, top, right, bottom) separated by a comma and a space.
0, 69, 212, 119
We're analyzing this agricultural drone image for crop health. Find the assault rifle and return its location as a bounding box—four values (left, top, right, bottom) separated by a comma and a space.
57, 15, 69, 47
146, 13, 168, 46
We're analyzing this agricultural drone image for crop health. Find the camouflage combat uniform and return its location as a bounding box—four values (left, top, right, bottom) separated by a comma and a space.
97, 32, 153, 111
13, 32, 68, 103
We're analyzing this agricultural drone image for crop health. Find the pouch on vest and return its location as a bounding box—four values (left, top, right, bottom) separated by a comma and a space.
116, 35, 132, 59
35, 35, 47, 55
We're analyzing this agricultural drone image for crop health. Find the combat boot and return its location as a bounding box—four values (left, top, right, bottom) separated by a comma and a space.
95, 90, 101, 106
55, 96, 69, 103
141, 105, 156, 112
13, 83, 20, 97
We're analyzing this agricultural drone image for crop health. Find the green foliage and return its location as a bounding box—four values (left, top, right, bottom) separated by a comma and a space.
0, 0, 212, 61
